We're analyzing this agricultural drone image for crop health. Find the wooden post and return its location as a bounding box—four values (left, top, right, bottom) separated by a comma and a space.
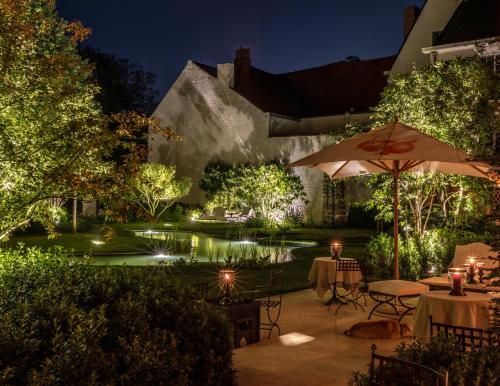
393, 162, 400, 280
72, 194, 77, 234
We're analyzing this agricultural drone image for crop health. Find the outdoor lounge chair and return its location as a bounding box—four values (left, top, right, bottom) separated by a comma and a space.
429, 315, 496, 351
451, 242, 496, 269
369, 344, 448, 386
212, 206, 227, 221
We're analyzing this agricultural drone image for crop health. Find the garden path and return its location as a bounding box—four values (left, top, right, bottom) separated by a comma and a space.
235, 289, 413, 386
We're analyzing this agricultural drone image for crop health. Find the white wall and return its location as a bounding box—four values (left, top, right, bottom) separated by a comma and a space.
390, 0, 462, 76
148, 61, 332, 222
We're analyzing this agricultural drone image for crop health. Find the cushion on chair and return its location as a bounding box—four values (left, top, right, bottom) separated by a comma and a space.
369, 280, 429, 297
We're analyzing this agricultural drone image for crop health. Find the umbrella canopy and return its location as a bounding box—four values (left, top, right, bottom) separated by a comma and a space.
288, 122, 494, 279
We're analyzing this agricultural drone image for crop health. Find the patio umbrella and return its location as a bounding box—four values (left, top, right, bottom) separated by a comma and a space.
288, 122, 494, 280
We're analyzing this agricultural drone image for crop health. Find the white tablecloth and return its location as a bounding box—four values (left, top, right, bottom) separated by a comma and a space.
307, 257, 363, 298
413, 290, 493, 341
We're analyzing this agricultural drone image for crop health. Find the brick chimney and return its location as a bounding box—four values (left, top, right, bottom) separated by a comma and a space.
404, 5, 420, 38
234, 47, 251, 90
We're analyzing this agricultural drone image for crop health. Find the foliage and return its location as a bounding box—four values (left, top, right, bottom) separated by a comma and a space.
127, 163, 191, 221
368, 57, 498, 236
202, 162, 306, 226
349, 334, 500, 386
0, 246, 235, 385
80, 46, 158, 115
0, 1, 176, 240
346, 203, 377, 229
366, 229, 486, 280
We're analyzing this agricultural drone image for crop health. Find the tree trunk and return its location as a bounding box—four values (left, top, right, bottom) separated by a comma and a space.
72, 194, 78, 234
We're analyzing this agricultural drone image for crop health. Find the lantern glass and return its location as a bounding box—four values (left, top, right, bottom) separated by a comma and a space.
448, 268, 467, 296
330, 241, 342, 259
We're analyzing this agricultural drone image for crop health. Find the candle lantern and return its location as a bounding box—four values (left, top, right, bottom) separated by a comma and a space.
218, 269, 235, 305
448, 268, 467, 296
330, 240, 342, 259
464, 256, 477, 285
476, 262, 486, 284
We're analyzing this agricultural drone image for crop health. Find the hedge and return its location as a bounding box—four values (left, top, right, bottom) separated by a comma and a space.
0, 246, 235, 385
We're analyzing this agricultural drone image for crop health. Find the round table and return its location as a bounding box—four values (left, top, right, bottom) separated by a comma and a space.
413, 290, 493, 341
307, 257, 363, 298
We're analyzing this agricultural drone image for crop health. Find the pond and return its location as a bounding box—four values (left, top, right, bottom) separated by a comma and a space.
91, 230, 315, 266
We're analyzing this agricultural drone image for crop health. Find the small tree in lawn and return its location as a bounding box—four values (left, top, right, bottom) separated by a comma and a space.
128, 163, 191, 221
202, 162, 306, 226
241, 163, 306, 225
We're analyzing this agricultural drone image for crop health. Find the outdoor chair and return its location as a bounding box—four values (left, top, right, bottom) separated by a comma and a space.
329, 259, 365, 315
358, 255, 371, 306
429, 315, 496, 351
243, 270, 284, 338
369, 344, 448, 386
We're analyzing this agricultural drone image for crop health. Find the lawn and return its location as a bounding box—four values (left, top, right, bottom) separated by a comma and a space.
2, 221, 376, 294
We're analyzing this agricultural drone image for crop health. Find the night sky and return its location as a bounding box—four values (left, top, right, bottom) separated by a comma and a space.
57, 0, 424, 96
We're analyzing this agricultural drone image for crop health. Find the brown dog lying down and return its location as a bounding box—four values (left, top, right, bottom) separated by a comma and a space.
345, 320, 413, 339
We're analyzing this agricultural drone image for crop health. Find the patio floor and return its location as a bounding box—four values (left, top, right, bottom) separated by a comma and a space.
235, 289, 415, 386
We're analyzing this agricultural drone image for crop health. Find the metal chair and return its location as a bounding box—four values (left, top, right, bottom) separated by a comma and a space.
358, 255, 371, 306
429, 315, 496, 351
369, 344, 448, 386
245, 270, 284, 338
329, 259, 365, 315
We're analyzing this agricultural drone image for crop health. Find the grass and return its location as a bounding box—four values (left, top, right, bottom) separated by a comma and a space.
3, 221, 375, 294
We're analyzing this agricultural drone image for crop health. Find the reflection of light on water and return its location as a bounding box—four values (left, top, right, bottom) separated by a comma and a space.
240, 239, 256, 245
92, 240, 105, 245
279, 332, 315, 346
163, 223, 172, 227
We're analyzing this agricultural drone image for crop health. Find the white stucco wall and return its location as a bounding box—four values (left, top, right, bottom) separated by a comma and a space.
390, 0, 462, 76
148, 61, 333, 222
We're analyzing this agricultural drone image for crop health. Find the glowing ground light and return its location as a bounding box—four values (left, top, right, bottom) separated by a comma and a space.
279, 332, 315, 347
91, 240, 105, 245
154, 253, 170, 259
239, 239, 256, 245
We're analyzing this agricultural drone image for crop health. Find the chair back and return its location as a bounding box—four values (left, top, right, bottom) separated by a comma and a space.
212, 206, 226, 220
369, 344, 448, 386
336, 259, 362, 272
451, 242, 496, 269
267, 270, 284, 299
429, 315, 496, 351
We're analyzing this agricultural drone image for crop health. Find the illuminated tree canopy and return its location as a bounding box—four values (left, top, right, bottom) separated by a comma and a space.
0, 0, 175, 239
368, 57, 498, 234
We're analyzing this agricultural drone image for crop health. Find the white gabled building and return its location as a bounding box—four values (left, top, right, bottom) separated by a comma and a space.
148, 49, 393, 224
147, 0, 499, 224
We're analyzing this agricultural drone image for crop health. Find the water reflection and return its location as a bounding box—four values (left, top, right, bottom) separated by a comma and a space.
92, 230, 314, 266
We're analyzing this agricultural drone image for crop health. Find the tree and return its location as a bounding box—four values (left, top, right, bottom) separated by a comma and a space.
367, 58, 498, 236
127, 163, 191, 221
202, 162, 306, 225
0, 0, 175, 240
79, 46, 158, 115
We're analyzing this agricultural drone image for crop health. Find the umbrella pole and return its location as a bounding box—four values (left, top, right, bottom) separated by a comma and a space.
393, 167, 399, 280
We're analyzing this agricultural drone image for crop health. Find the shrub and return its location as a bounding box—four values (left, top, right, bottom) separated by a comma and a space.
350, 334, 500, 386
366, 228, 487, 280
0, 247, 235, 386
